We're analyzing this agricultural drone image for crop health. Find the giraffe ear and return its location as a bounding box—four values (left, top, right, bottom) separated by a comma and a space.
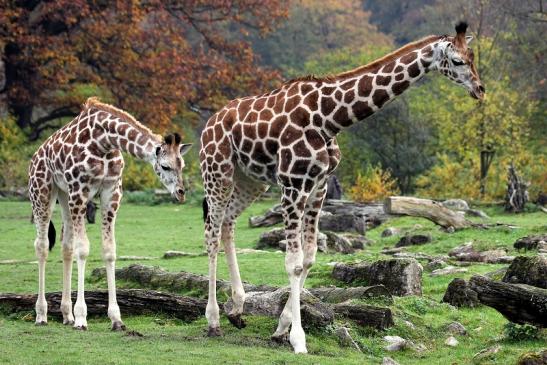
179, 143, 192, 156
465, 35, 473, 45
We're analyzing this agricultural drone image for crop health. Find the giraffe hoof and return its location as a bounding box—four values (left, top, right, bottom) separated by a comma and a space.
63, 319, 74, 326
111, 321, 126, 331
207, 326, 223, 337
271, 332, 289, 344
35, 321, 48, 326
227, 314, 246, 329
73, 325, 87, 331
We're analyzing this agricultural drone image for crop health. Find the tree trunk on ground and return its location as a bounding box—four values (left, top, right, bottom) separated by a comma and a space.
0, 289, 206, 321
332, 303, 394, 330
384, 196, 471, 230
505, 164, 529, 213
468, 275, 547, 327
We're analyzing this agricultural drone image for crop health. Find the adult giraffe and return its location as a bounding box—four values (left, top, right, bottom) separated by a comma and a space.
200, 22, 484, 353
29, 97, 192, 330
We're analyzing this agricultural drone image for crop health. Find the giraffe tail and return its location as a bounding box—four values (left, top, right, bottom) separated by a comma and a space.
202, 198, 209, 222
48, 220, 56, 251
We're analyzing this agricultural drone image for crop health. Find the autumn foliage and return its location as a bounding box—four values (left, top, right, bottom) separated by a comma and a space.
0, 0, 288, 139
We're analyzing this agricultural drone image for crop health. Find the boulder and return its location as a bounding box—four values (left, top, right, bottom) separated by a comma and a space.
514, 234, 547, 251
319, 213, 367, 235
445, 336, 459, 347
335, 326, 361, 351
442, 278, 479, 307
324, 231, 354, 254
517, 349, 547, 365
502, 256, 547, 289
342, 233, 371, 249
256, 228, 285, 250
446, 321, 467, 336
430, 266, 468, 277
332, 258, 422, 296
381, 227, 401, 237
382, 357, 401, 365
449, 242, 510, 263
442, 199, 469, 211
426, 258, 447, 271
395, 233, 432, 247
383, 336, 408, 351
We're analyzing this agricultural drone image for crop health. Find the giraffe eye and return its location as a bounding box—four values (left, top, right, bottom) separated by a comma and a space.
161, 165, 172, 171
452, 59, 465, 66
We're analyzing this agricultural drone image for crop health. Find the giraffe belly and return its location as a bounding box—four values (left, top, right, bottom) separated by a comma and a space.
235, 153, 277, 185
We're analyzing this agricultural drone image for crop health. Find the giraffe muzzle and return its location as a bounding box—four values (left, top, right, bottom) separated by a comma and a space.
470, 83, 485, 101
173, 187, 186, 203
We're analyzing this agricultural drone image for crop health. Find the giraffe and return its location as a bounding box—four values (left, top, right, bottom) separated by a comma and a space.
199, 22, 484, 353
28, 97, 192, 330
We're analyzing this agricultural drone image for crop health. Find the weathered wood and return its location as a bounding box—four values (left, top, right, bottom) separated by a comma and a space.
308, 285, 392, 304
384, 196, 471, 229
333, 303, 394, 330
249, 200, 390, 229
505, 164, 529, 213
0, 289, 206, 321
468, 275, 547, 327
224, 288, 334, 330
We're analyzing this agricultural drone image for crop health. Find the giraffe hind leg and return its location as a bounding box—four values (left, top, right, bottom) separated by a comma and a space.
223, 171, 269, 329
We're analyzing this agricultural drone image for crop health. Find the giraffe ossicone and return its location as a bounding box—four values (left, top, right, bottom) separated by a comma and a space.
29, 97, 192, 330
199, 22, 484, 353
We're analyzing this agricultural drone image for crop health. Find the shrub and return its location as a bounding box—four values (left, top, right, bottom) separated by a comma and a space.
122, 155, 161, 191
0, 117, 32, 189
503, 323, 540, 341
349, 165, 400, 203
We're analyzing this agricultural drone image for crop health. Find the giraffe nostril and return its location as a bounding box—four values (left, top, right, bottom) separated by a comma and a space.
479, 85, 485, 93
177, 188, 185, 196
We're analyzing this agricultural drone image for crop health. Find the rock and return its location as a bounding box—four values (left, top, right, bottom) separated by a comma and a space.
382, 357, 401, 365
514, 234, 547, 251
473, 345, 501, 363
323, 231, 355, 254
403, 320, 416, 330
444, 336, 459, 347
332, 258, 422, 296
163, 251, 202, 259
442, 199, 469, 211
430, 266, 468, 277
317, 232, 328, 253
335, 327, 361, 351
256, 228, 285, 250
442, 278, 479, 307
449, 242, 509, 263
248, 204, 283, 227
484, 267, 508, 281
465, 209, 490, 219
446, 321, 467, 336
236, 248, 270, 254
119, 255, 157, 261
517, 349, 547, 365
426, 258, 447, 271
326, 175, 343, 200
392, 252, 438, 261
383, 336, 407, 351
381, 247, 406, 254
382, 227, 401, 237
502, 255, 547, 288
342, 233, 371, 249
319, 213, 367, 235
395, 233, 432, 247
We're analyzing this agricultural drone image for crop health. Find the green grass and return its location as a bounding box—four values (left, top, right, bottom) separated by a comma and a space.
0, 199, 545, 364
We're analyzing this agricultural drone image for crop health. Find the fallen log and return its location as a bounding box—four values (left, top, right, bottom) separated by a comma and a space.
92, 264, 391, 303
249, 200, 390, 229
0, 289, 206, 322
384, 196, 471, 230
468, 275, 547, 327
333, 303, 394, 330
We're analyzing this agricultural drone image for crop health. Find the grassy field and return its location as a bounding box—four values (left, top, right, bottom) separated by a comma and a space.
0, 198, 545, 364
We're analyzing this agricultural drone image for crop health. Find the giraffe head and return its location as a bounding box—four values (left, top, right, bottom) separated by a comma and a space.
435, 22, 485, 100
153, 133, 192, 203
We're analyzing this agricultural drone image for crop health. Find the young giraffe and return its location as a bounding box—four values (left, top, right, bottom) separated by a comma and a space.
200, 22, 484, 353
29, 97, 192, 330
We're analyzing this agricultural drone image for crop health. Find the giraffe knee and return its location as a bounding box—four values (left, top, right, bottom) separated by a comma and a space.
62, 245, 74, 261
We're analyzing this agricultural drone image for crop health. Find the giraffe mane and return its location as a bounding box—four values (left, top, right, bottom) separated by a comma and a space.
83, 97, 161, 140
284, 35, 443, 84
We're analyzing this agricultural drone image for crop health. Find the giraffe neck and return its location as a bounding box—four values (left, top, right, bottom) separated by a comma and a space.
318, 36, 442, 138
93, 109, 161, 163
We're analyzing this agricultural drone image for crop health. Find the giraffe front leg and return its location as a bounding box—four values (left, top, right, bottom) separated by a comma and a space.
101, 183, 125, 331
279, 187, 309, 354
